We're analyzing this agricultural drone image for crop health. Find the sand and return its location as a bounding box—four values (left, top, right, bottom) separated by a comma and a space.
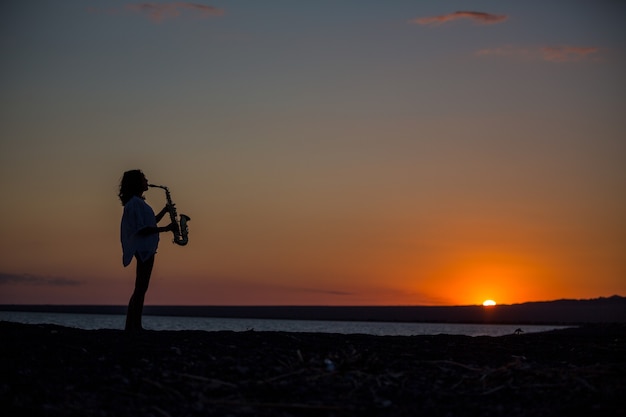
1, 321, 625, 416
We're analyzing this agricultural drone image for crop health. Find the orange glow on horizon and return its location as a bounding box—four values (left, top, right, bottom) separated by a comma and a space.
406, 248, 551, 306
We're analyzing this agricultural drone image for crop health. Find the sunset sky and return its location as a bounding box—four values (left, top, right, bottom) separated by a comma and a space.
1, 1, 624, 306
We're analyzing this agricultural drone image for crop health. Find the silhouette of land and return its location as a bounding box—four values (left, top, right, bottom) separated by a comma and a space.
2, 295, 625, 324
1, 321, 624, 416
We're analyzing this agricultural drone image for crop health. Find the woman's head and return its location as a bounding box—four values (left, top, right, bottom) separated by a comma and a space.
119, 170, 148, 205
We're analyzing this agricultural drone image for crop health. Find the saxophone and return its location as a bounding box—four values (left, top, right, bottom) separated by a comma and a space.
148, 184, 191, 246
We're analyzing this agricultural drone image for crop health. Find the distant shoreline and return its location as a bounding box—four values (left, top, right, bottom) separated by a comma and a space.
2, 296, 625, 325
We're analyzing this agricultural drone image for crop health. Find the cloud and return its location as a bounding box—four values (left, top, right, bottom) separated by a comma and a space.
293, 287, 354, 296
125, 2, 224, 22
411, 11, 508, 26
260, 284, 353, 296
476, 45, 599, 62
540, 46, 599, 62
0, 273, 82, 287
89, 3, 224, 23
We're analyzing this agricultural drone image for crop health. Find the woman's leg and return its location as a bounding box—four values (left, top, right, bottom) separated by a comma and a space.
125, 254, 155, 331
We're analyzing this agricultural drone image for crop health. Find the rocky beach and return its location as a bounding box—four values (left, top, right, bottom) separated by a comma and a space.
1, 321, 625, 416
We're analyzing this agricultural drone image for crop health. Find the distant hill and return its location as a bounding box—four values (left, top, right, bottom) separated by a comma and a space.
1, 296, 625, 324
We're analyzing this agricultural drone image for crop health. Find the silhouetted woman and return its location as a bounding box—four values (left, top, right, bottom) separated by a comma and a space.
119, 170, 176, 332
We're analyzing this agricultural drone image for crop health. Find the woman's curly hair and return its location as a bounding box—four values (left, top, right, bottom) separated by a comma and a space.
118, 170, 145, 205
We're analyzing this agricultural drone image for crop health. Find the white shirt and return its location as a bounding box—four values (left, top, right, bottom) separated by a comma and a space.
121, 196, 159, 266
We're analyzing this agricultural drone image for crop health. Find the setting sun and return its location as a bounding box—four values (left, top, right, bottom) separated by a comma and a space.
483, 300, 497, 307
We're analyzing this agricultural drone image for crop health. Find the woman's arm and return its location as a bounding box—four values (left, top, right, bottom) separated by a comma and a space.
137, 223, 177, 236
155, 205, 170, 223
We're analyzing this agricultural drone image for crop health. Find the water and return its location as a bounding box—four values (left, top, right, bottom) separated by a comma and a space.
0, 311, 570, 337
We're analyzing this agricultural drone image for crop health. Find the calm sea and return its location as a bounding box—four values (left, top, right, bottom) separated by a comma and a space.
0, 311, 570, 337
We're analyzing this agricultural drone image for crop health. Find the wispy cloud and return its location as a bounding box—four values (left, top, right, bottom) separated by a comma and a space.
89, 3, 224, 23
411, 11, 508, 26
0, 273, 82, 286
271, 284, 354, 296
476, 45, 600, 62
126, 2, 224, 23
293, 287, 354, 296
540, 46, 599, 62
